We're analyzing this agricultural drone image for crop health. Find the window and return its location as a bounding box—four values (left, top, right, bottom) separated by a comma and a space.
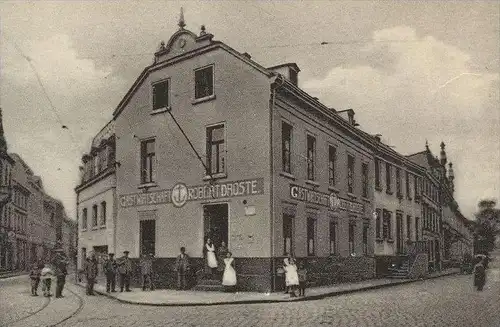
282, 122, 292, 174
100, 147, 108, 169
329, 221, 337, 255
363, 223, 369, 255
152, 80, 169, 110
306, 135, 316, 181
93, 155, 99, 176
415, 217, 419, 241
307, 217, 316, 256
362, 162, 369, 198
50, 213, 55, 226
396, 168, 402, 197
375, 208, 382, 238
406, 215, 412, 240
289, 70, 298, 85
347, 155, 355, 193
206, 124, 225, 175
195, 65, 214, 99
328, 146, 336, 186
283, 213, 294, 255
140, 219, 156, 256
100, 201, 107, 226
385, 163, 392, 193
406, 172, 411, 199
140, 139, 156, 184
348, 223, 355, 255
383, 210, 392, 239
82, 208, 87, 230
92, 205, 98, 227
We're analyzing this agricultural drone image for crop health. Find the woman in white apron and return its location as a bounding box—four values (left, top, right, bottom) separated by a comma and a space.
284, 256, 299, 297
222, 252, 237, 292
204, 238, 218, 275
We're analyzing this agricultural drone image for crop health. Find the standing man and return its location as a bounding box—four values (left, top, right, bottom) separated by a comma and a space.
53, 248, 69, 298
117, 250, 132, 292
84, 252, 98, 296
140, 252, 154, 291
175, 247, 190, 290
103, 253, 118, 293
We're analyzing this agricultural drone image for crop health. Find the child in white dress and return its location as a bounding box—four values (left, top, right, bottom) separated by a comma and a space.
204, 238, 218, 275
40, 264, 55, 297
284, 257, 299, 297
222, 252, 237, 292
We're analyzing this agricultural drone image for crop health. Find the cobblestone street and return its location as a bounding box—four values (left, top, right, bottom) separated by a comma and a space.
1, 270, 499, 327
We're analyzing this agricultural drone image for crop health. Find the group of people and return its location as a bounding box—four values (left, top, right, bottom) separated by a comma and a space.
203, 238, 237, 291
83, 250, 133, 295
29, 248, 69, 298
280, 254, 307, 298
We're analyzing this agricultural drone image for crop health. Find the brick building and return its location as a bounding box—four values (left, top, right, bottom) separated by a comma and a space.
76, 18, 377, 292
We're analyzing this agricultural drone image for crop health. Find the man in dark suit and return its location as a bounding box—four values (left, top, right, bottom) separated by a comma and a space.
175, 247, 190, 290
103, 253, 118, 292
117, 251, 132, 292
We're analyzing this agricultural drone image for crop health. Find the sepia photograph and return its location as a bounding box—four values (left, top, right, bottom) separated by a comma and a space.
0, 1, 499, 326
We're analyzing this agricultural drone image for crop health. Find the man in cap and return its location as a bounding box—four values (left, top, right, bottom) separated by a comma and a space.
103, 253, 118, 292
84, 252, 99, 296
52, 248, 69, 298
117, 250, 132, 292
140, 252, 155, 291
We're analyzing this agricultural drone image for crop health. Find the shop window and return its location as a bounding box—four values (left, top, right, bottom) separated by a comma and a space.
306, 134, 316, 181
81, 208, 87, 230
152, 79, 170, 110
375, 208, 382, 238
362, 162, 369, 198
140, 219, 156, 256
206, 124, 225, 175
348, 222, 355, 255
328, 145, 336, 186
307, 217, 316, 256
385, 163, 392, 194
347, 155, 354, 193
329, 221, 337, 255
140, 138, 156, 184
92, 205, 98, 227
100, 201, 107, 227
281, 122, 292, 174
195, 65, 214, 99
363, 223, 369, 255
283, 213, 294, 255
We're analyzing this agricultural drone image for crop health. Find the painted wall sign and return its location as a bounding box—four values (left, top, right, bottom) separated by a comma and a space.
289, 184, 364, 214
120, 178, 264, 208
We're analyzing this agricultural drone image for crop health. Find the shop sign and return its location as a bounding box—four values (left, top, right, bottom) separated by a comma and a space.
289, 184, 364, 214
120, 178, 264, 208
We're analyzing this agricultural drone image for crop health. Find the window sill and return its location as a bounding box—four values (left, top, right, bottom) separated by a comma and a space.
375, 186, 383, 192
386, 190, 393, 195
386, 239, 395, 243
305, 180, 320, 187
192, 94, 216, 105
203, 173, 227, 181
362, 196, 371, 202
375, 238, 384, 243
138, 182, 158, 190
81, 229, 87, 232
347, 192, 357, 198
328, 185, 340, 193
91, 227, 99, 231
150, 107, 171, 115
99, 225, 106, 229
279, 172, 296, 180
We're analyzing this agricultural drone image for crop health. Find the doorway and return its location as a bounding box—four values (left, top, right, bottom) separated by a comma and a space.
203, 203, 229, 249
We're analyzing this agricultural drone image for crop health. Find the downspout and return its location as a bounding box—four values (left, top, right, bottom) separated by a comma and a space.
269, 74, 285, 292
75, 191, 79, 283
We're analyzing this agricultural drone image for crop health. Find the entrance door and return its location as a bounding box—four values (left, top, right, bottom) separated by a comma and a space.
396, 213, 403, 254
203, 204, 229, 249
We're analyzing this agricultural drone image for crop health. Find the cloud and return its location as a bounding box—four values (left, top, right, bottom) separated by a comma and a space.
302, 26, 500, 218
1, 34, 127, 219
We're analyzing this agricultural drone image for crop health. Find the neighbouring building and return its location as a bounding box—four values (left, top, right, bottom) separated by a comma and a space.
372, 135, 426, 276
77, 16, 377, 292
0, 108, 15, 271
75, 120, 117, 272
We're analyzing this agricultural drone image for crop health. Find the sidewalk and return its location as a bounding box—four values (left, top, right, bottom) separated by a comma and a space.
75, 268, 460, 306
0, 270, 27, 279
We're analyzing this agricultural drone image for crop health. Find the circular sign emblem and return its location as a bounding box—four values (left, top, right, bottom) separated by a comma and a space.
171, 183, 188, 208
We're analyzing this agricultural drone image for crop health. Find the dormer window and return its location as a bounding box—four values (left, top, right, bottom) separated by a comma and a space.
152, 79, 170, 111
289, 69, 298, 86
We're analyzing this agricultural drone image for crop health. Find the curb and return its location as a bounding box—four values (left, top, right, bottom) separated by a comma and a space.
74, 270, 460, 307
0, 272, 28, 280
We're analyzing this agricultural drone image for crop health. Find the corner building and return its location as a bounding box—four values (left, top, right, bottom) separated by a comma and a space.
95, 21, 376, 292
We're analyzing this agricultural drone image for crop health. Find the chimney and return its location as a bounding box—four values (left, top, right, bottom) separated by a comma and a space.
242, 52, 251, 59
267, 63, 300, 86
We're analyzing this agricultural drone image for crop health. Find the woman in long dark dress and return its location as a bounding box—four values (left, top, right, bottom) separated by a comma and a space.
473, 258, 486, 291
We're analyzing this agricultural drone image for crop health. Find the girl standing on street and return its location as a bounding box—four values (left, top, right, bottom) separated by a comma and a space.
284, 256, 299, 297
222, 252, 237, 292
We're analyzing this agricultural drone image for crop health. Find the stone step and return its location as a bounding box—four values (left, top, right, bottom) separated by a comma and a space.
197, 279, 221, 286
192, 284, 226, 292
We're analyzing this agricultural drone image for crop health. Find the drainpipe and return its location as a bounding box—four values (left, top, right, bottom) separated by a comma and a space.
75, 191, 79, 283
269, 74, 285, 292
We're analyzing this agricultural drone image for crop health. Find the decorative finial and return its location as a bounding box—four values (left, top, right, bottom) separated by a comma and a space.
425, 139, 429, 150
159, 41, 165, 51
440, 141, 445, 150
439, 141, 447, 165
200, 25, 206, 36
178, 7, 186, 29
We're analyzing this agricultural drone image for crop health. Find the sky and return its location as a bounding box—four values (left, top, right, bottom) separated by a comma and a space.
0, 0, 498, 221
